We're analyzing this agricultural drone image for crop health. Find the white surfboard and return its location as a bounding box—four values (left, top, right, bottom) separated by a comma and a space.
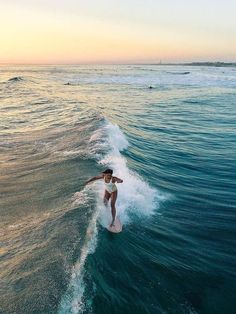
107, 217, 122, 233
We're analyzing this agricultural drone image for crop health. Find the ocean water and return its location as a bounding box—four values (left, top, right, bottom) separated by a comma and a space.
0, 65, 236, 314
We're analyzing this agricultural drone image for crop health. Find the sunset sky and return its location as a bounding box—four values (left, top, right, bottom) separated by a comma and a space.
0, 0, 235, 64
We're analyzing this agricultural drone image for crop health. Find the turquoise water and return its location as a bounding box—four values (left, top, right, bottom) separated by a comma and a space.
0, 65, 236, 314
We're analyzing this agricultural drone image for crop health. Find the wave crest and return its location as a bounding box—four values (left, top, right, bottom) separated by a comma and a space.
58, 119, 167, 313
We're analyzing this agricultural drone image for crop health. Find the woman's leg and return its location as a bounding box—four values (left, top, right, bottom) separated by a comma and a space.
110, 190, 118, 226
104, 190, 111, 206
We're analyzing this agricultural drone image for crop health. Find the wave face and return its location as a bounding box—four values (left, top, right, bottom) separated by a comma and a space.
58, 120, 167, 313
1, 65, 236, 314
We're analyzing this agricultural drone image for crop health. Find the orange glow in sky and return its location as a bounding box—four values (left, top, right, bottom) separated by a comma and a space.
0, 1, 235, 64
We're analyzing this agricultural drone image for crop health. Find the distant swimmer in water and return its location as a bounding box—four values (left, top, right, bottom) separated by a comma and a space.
85, 169, 123, 227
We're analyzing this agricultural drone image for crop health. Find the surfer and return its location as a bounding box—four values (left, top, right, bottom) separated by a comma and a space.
85, 169, 123, 227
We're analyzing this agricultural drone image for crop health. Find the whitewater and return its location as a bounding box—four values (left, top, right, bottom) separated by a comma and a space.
58, 119, 167, 313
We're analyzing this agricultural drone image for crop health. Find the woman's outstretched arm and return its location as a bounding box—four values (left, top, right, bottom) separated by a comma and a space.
85, 175, 103, 185
113, 176, 123, 183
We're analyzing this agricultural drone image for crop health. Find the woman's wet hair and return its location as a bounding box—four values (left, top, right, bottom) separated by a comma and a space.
102, 169, 113, 174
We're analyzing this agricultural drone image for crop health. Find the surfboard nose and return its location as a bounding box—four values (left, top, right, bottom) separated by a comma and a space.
107, 217, 122, 233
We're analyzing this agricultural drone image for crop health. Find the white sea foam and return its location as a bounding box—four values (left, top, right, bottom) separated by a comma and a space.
58, 187, 98, 314
58, 120, 167, 314
96, 120, 167, 226
63, 67, 236, 88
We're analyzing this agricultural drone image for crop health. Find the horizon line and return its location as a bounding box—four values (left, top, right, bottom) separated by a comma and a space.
1, 60, 236, 66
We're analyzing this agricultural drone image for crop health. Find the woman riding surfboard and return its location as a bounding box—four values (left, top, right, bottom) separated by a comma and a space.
85, 169, 123, 227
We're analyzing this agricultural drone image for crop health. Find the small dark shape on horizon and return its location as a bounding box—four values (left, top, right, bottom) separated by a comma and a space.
167, 71, 190, 75
8, 76, 23, 82
149, 85, 153, 89
64, 82, 79, 86
185, 62, 236, 67
183, 100, 200, 104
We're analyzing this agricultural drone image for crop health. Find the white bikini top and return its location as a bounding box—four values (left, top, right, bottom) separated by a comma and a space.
104, 177, 117, 192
